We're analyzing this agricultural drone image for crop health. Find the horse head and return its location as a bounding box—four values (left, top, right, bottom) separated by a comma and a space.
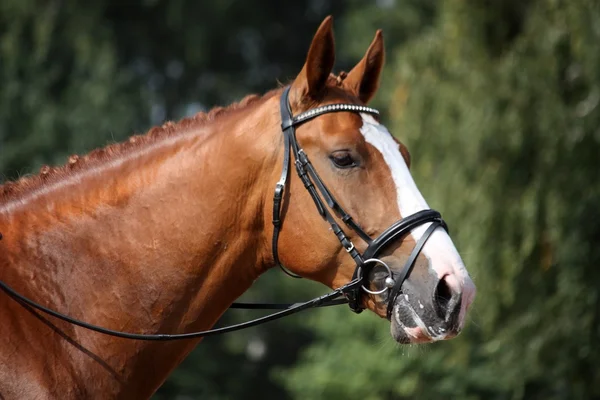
270, 16, 476, 344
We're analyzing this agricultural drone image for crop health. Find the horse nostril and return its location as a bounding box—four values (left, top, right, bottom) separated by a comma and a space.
434, 276, 453, 318
433, 274, 463, 326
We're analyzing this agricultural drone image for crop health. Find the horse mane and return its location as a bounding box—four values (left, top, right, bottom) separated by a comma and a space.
0, 74, 348, 204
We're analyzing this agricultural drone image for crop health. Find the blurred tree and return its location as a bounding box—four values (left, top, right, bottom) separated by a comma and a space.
0, 0, 144, 181
278, 0, 600, 399
1, 0, 352, 179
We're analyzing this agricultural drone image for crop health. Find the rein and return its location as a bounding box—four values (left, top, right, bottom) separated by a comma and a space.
0, 86, 447, 340
0, 277, 360, 341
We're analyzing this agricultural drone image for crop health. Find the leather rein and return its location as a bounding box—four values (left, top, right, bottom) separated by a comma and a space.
0, 86, 447, 340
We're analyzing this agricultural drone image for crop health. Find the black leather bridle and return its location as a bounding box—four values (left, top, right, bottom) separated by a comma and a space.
0, 86, 447, 340
272, 86, 448, 318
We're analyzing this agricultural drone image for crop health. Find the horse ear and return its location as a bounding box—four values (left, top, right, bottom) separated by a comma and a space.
344, 30, 385, 104
289, 16, 335, 105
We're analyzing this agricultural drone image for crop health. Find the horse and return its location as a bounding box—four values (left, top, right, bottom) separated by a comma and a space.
0, 16, 475, 399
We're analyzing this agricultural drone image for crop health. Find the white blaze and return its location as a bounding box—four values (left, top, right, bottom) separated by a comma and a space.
359, 114, 475, 325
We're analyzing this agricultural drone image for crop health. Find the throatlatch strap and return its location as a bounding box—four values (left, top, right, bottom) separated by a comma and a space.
271, 88, 302, 279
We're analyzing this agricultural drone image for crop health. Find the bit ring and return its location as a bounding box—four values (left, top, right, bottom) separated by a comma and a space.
355, 258, 395, 295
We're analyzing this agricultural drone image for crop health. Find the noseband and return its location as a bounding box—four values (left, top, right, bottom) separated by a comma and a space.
272, 86, 448, 318
0, 87, 448, 340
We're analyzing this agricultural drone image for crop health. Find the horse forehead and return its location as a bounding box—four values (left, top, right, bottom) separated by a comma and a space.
320, 109, 363, 130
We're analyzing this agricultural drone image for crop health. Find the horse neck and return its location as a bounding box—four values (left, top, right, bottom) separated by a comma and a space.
0, 95, 281, 397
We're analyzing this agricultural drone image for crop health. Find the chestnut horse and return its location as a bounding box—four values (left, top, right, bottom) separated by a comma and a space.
0, 16, 475, 399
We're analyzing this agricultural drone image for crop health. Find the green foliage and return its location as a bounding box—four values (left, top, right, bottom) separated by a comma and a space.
278, 1, 600, 399
0, 0, 144, 179
0, 0, 350, 179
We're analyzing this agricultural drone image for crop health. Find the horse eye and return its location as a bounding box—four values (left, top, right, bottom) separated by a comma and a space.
330, 151, 357, 169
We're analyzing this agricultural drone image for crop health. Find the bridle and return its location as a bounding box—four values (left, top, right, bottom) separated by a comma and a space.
272, 86, 447, 318
0, 86, 447, 340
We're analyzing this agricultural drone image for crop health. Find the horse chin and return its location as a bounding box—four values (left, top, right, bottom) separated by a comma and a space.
389, 303, 452, 344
